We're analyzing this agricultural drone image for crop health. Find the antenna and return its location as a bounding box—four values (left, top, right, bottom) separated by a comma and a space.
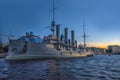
83, 20, 85, 34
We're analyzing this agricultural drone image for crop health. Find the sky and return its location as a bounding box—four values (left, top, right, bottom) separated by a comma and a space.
0, 0, 120, 48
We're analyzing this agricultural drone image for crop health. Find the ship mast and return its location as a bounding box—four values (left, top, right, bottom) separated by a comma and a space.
51, 0, 56, 35
0, 34, 1, 41
0, 34, 2, 47
83, 20, 86, 51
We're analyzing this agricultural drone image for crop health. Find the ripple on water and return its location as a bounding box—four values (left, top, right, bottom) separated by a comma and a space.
0, 59, 9, 80
0, 55, 120, 80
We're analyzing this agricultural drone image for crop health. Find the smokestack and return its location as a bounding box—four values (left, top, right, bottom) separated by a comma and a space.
71, 30, 75, 47
56, 25, 60, 41
64, 28, 68, 44
56, 25, 60, 49
75, 40, 77, 48
68, 39, 71, 49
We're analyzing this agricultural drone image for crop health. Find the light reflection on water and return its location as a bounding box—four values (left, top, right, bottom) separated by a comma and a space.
0, 54, 120, 80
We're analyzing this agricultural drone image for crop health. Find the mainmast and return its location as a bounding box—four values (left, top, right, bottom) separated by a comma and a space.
53, 0, 55, 20
51, 0, 56, 35
83, 20, 86, 50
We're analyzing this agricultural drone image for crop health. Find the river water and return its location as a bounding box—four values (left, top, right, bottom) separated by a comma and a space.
0, 54, 120, 80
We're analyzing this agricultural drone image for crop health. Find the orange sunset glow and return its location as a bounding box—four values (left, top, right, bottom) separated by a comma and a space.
87, 42, 120, 49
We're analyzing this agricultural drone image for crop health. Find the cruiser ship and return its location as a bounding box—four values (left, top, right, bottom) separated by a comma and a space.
5, 25, 93, 60
5, 0, 94, 60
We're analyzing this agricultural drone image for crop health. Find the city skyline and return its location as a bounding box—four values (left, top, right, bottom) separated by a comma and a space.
0, 0, 120, 48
